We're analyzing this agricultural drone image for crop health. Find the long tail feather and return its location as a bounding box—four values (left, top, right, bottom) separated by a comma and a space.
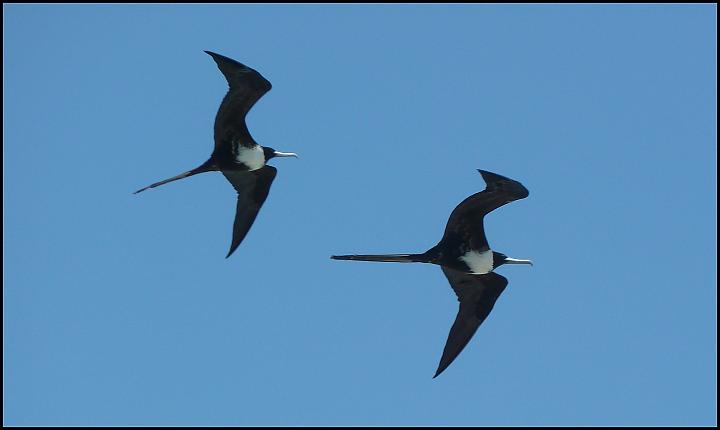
331, 254, 425, 263
134, 161, 214, 194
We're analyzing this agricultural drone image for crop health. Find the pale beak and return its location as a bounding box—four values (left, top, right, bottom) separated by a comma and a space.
274, 151, 299, 158
504, 258, 533, 266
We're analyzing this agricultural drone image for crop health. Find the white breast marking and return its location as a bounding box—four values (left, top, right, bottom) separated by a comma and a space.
235, 145, 265, 171
459, 250, 494, 274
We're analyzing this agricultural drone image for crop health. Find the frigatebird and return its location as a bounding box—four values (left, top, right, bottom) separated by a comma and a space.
135, 51, 297, 258
331, 170, 532, 378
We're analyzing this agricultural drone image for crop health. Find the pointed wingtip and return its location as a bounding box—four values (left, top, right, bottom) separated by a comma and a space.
477, 169, 496, 186
433, 360, 451, 379
476, 169, 519, 184
476, 169, 529, 198
203, 51, 227, 63
226, 242, 241, 259
477, 169, 510, 182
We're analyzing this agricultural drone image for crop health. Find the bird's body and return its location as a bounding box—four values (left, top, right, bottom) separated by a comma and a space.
135, 51, 297, 258
332, 169, 532, 378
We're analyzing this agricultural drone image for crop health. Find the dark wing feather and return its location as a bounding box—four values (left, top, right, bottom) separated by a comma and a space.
434, 268, 508, 378
441, 170, 529, 251
205, 51, 272, 151
222, 166, 277, 258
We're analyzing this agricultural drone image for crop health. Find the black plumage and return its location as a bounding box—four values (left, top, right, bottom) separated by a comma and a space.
332, 170, 532, 377
436, 269, 508, 378
135, 51, 297, 258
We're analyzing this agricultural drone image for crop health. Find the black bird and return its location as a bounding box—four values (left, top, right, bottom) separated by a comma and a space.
135, 51, 297, 258
331, 170, 532, 378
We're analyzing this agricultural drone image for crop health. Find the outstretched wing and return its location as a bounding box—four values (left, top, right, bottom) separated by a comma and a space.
205, 51, 272, 151
434, 268, 509, 378
222, 166, 277, 258
441, 170, 530, 251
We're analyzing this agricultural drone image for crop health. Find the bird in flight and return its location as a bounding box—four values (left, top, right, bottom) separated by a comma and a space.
332, 170, 532, 378
135, 51, 297, 258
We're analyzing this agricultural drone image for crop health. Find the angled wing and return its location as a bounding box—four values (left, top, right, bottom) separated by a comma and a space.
222, 166, 277, 258
434, 268, 508, 378
441, 170, 529, 251
205, 51, 272, 150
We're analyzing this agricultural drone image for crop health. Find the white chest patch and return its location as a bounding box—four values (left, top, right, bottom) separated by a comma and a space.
459, 250, 494, 274
235, 145, 265, 171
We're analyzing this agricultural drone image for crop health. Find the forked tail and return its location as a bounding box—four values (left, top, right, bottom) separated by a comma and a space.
134, 160, 214, 194
331, 253, 426, 263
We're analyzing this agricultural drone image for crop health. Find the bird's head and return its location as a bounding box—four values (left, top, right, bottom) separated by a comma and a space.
263, 146, 298, 162
493, 252, 533, 269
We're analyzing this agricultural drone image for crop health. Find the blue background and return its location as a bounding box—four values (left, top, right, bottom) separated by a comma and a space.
4, 4, 716, 426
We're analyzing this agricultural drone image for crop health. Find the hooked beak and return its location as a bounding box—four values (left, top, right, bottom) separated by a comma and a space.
504, 257, 533, 266
273, 151, 299, 158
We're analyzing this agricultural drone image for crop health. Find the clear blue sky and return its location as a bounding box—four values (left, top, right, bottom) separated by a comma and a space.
4, 4, 716, 426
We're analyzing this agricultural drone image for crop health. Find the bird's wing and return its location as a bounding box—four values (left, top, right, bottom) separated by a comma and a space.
222, 166, 277, 258
441, 170, 530, 250
434, 268, 508, 378
205, 51, 272, 151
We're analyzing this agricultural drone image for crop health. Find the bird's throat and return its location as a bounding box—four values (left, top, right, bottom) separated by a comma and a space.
234, 145, 265, 171
458, 249, 494, 274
